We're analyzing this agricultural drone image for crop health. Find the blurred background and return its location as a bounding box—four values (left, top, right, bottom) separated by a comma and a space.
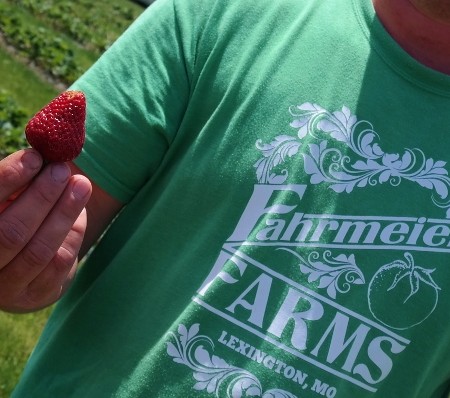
0, 0, 147, 395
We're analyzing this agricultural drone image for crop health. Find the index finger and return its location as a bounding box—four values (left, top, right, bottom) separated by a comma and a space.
0, 149, 43, 203
0, 162, 71, 267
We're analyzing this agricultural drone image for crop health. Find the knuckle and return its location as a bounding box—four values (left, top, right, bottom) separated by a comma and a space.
0, 218, 28, 251
24, 280, 56, 305
22, 256, 74, 310
22, 239, 55, 268
54, 245, 77, 271
33, 183, 59, 206
2, 164, 22, 186
20, 292, 49, 312
58, 204, 79, 226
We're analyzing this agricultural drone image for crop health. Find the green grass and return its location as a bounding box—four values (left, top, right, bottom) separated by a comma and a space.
0, 1, 144, 396
0, 307, 53, 396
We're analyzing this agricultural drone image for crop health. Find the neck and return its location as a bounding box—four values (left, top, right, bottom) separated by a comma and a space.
409, 0, 450, 23
373, 0, 450, 74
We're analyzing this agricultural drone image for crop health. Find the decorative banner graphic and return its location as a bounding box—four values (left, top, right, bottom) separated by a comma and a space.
255, 103, 450, 217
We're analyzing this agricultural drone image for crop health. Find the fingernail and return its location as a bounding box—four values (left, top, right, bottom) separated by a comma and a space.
72, 180, 90, 200
51, 164, 70, 183
22, 151, 42, 171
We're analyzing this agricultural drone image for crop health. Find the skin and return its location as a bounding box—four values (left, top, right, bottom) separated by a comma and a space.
0, 150, 121, 312
0, 0, 449, 313
373, 0, 450, 74
409, 0, 450, 23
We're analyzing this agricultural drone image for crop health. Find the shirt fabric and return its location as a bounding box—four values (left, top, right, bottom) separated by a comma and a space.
12, 0, 450, 397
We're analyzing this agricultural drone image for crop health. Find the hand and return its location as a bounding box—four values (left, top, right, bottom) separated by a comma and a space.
0, 149, 92, 313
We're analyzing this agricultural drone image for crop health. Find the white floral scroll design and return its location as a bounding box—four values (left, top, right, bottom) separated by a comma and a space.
167, 324, 297, 398
255, 103, 450, 217
278, 248, 365, 299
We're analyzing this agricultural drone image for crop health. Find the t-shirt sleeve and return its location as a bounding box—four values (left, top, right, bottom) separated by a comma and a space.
70, 0, 194, 203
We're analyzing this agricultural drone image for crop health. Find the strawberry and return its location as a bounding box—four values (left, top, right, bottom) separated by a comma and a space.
25, 90, 86, 163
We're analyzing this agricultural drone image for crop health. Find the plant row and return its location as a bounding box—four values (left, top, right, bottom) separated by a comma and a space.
6, 0, 140, 55
0, 90, 28, 159
0, 5, 82, 84
0, 0, 143, 158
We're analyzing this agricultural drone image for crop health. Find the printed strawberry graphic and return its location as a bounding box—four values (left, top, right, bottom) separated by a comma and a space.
368, 252, 440, 330
25, 90, 86, 162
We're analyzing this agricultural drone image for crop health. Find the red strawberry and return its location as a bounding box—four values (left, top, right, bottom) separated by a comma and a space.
25, 90, 86, 163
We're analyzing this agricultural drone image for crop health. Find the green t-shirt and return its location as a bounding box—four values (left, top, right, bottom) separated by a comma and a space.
13, 0, 450, 397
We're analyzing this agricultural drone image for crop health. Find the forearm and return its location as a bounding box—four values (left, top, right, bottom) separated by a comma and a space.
69, 162, 124, 261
